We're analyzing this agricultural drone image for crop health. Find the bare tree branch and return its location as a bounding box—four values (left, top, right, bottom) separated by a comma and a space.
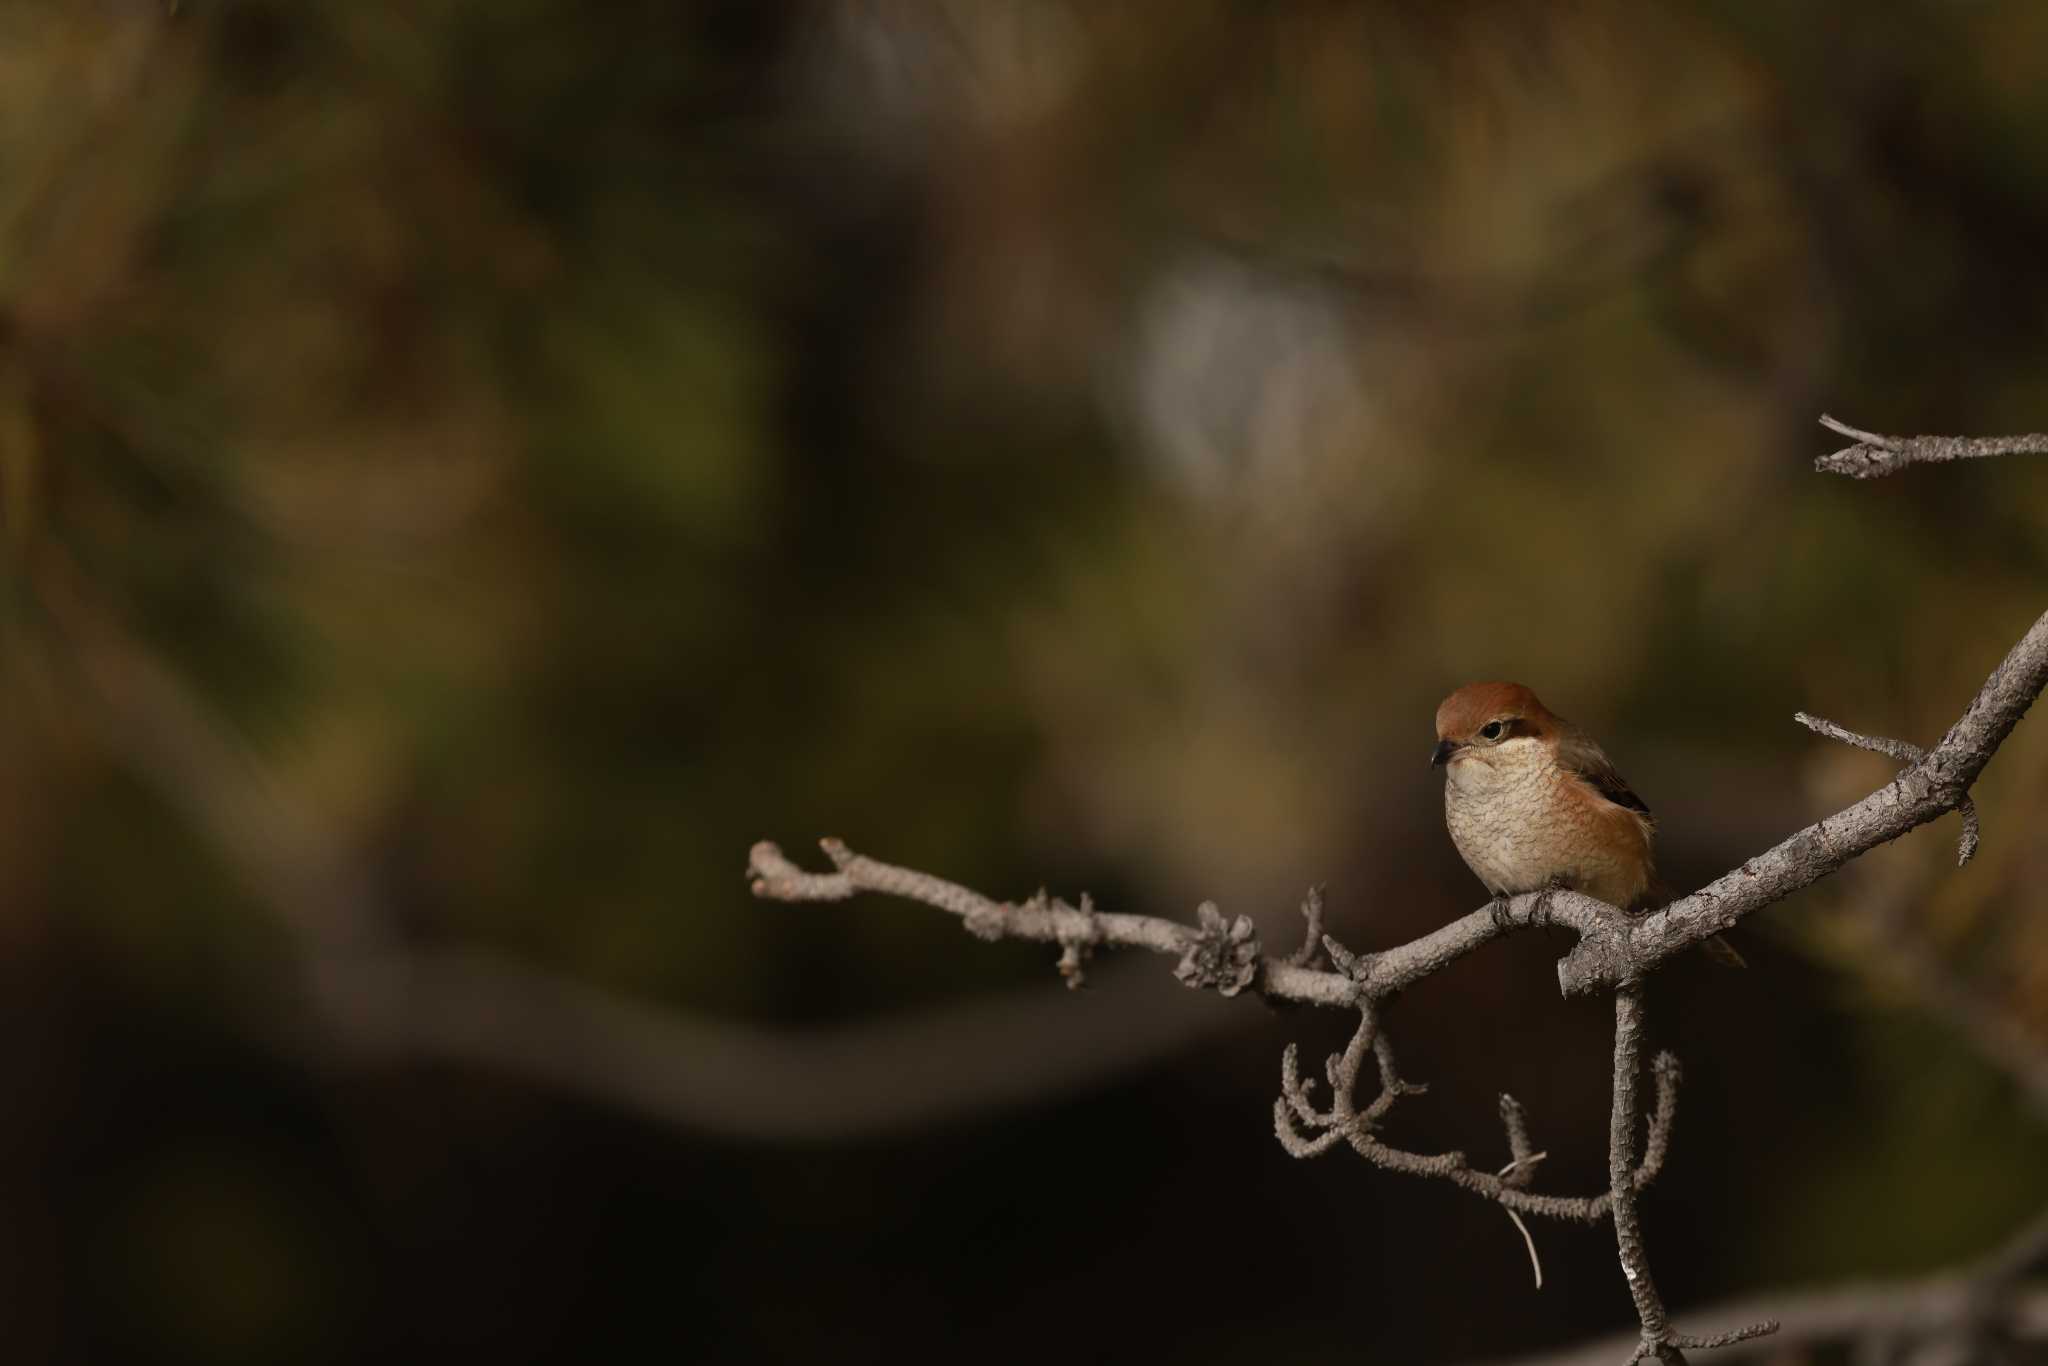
750, 837, 1617, 1010
1607, 990, 1674, 1365
754, 584, 2048, 1008
754, 836, 1642, 1006
1268, 1001, 1680, 1223
1817, 414, 2048, 479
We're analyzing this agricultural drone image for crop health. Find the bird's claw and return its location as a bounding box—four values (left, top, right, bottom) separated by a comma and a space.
1531, 876, 1577, 927
1489, 894, 1513, 932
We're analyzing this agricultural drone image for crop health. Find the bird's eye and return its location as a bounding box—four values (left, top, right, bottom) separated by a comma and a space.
1479, 721, 1504, 740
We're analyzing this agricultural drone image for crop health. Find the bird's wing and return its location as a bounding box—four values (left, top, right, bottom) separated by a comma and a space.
1556, 727, 1654, 824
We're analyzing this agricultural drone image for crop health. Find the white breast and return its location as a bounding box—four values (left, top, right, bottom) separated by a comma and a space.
1442, 740, 1570, 897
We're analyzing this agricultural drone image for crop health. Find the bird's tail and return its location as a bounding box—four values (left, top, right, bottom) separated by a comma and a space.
1700, 933, 1748, 969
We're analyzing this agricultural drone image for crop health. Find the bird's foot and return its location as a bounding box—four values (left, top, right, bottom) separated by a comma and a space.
1533, 876, 1573, 928
1489, 893, 1514, 932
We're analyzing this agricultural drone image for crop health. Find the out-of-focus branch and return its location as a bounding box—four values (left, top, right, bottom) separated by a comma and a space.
1878, 931, 2048, 1125
1834, 859, 2048, 1124
35, 547, 386, 959
39, 547, 1250, 1140
313, 946, 1242, 1140
1476, 1205, 2048, 1366
1817, 414, 2048, 479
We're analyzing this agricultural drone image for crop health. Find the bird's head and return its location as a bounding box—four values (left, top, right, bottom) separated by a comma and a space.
1431, 681, 1559, 773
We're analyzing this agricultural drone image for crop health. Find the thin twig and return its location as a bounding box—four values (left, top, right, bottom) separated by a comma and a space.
1496, 1105, 1552, 1292
1816, 414, 2048, 479
1288, 884, 1331, 968
1793, 711, 1981, 865
1501, 1200, 1544, 1291
1272, 1005, 1681, 1226
1499, 1093, 1541, 1188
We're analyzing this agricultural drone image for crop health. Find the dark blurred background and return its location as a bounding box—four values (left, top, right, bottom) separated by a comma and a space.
7, 2, 2048, 1362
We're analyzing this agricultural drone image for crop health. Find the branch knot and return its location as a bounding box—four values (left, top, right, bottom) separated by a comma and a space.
1318, 933, 1377, 1001
1174, 901, 1262, 996
1053, 892, 1102, 989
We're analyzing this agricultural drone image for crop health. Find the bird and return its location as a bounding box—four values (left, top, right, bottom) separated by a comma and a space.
1430, 681, 1742, 966
1432, 681, 1655, 915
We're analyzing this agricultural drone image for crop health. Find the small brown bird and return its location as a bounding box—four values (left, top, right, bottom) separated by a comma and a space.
1432, 682, 1743, 965
1431, 681, 1657, 915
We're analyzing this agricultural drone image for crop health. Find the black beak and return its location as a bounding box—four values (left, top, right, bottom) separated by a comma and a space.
1431, 739, 1458, 768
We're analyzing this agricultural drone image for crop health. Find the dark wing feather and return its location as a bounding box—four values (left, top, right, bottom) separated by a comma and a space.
1555, 728, 1653, 821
